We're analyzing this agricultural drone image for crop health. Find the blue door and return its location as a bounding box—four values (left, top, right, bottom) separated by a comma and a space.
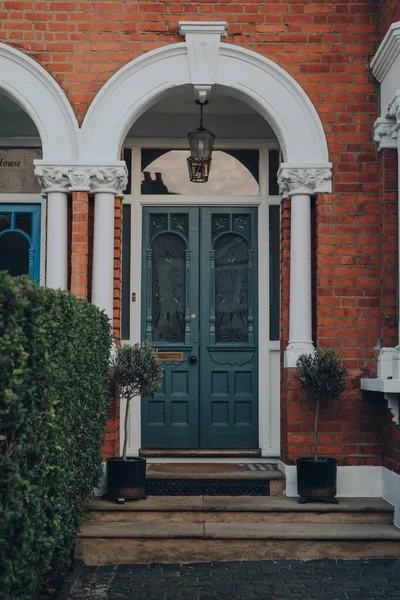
141, 207, 258, 449
0, 204, 41, 283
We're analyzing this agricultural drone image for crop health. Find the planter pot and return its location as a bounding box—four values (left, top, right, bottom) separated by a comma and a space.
107, 457, 147, 501
297, 457, 337, 503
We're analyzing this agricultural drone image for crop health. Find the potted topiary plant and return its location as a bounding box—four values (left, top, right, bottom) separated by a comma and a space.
295, 348, 347, 504
107, 340, 163, 502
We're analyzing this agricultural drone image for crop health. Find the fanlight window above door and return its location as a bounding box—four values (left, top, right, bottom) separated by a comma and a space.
140, 149, 259, 196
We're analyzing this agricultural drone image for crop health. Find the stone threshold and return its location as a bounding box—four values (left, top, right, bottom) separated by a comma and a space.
146, 462, 283, 480
140, 449, 262, 458
89, 496, 393, 513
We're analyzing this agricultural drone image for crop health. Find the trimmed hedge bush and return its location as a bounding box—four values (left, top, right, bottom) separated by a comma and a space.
0, 272, 112, 600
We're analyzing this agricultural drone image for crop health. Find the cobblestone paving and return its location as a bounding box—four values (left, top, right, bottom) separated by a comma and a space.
67, 559, 400, 600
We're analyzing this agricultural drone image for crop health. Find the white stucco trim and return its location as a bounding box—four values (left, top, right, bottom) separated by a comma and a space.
81, 34, 329, 166
383, 467, 400, 528
0, 43, 79, 160
371, 22, 400, 84
280, 461, 384, 498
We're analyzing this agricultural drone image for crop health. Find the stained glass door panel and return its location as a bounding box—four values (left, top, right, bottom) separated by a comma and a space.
200, 207, 258, 449
141, 208, 199, 448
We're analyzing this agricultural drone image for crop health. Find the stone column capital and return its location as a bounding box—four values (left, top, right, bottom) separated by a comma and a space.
277, 164, 332, 199
34, 162, 128, 197
373, 117, 398, 151
373, 90, 400, 151
388, 91, 400, 125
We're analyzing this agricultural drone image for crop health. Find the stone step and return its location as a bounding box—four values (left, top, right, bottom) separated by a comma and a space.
146, 463, 284, 480
87, 496, 394, 524
144, 462, 284, 496
75, 521, 400, 565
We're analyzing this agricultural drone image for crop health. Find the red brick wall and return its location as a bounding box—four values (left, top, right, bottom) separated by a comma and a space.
380, 150, 398, 347
380, 149, 399, 475
380, 0, 400, 37
0, 2, 380, 123
5, 1, 399, 464
70, 191, 90, 299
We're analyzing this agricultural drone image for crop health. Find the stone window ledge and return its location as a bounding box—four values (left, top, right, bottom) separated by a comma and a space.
361, 347, 400, 425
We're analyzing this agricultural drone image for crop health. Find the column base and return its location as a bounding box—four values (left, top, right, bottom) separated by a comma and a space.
284, 343, 314, 368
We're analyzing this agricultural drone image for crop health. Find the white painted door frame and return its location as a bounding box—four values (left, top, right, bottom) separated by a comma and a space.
121, 138, 281, 458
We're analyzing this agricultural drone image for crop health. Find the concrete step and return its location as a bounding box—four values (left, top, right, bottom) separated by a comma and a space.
87, 496, 394, 524
75, 520, 400, 565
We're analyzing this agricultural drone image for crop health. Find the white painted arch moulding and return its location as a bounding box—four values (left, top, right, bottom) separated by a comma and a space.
81, 40, 330, 168
0, 43, 79, 160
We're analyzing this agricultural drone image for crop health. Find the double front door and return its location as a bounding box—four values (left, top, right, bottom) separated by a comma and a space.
141, 207, 258, 449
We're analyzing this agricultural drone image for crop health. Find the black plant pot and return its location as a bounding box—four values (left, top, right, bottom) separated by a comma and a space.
107, 457, 147, 501
297, 457, 337, 504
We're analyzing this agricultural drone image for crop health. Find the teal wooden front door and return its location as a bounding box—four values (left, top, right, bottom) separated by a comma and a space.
141, 207, 258, 449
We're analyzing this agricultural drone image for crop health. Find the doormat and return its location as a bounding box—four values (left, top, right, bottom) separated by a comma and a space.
146, 478, 270, 496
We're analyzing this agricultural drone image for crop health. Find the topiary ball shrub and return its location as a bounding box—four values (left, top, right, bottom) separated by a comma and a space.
296, 348, 347, 460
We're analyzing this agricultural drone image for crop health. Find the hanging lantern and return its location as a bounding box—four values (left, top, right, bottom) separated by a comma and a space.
187, 100, 215, 183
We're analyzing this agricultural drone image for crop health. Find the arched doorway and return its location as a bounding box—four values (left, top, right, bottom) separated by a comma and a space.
78, 22, 332, 455
119, 88, 281, 451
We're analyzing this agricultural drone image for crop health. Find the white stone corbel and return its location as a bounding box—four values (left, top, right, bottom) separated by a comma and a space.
178, 21, 228, 102
373, 117, 398, 151
361, 347, 400, 426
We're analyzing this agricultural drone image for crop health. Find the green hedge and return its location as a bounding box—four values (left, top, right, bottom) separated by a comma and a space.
0, 272, 112, 600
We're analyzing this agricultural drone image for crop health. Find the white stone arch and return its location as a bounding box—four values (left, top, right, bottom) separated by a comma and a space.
0, 43, 79, 160
81, 37, 329, 166
80, 23, 332, 367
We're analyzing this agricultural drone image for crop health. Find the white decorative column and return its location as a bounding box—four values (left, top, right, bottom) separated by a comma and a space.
35, 162, 128, 320
90, 167, 128, 322
34, 167, 69, 289
278, 165, 332, 368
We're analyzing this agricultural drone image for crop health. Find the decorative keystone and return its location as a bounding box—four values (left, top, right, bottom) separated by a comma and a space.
277, 165, 332, 198
178, 21, 228, 102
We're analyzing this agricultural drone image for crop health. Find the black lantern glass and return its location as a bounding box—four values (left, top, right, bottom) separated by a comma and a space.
187, 101, 215, 183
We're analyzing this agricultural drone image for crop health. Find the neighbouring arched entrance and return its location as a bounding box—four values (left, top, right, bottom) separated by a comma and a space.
0, 43, 80, 289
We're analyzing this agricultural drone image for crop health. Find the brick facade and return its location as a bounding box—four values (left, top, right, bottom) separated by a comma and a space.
1, 1, 399, 469
380, 0, 400, 37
